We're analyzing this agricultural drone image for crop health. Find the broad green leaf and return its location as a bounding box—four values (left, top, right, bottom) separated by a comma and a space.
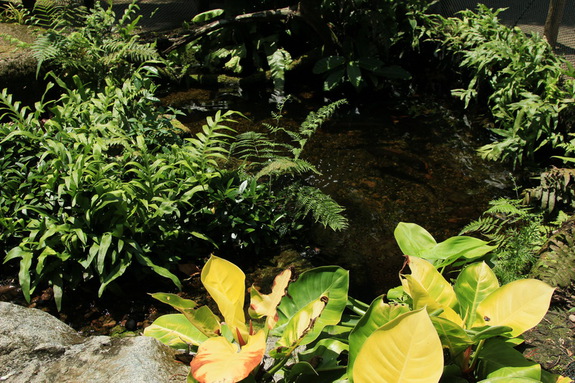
401, 256, 458, 313
192, 9, 224, 23
150, 292, 198, 310
394, 222, 437, 257
313, 56, 346, 74
477, 338, 541, 380
150, 293, 220, 337
298, 338, 349, 371
249, 268, 291, 329
467, 325, 513, 342
423, 236, 496, 268
348, 296, 409, 381
190, 330, 266, 383
475, 279, 554, 336
346, 61, 362, 89
275, 297, 327, 352
274, 266, 348, 347
352, 308, 443, 383
431, 316, 474, 358
201, 255, 248, 344
144, 314, 209, 349
454, 262, 499, 328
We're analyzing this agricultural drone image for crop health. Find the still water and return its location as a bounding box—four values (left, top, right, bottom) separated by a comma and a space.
164, 89, 512, 300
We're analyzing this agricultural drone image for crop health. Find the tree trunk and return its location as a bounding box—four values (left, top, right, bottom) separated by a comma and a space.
544, 0, 567, 48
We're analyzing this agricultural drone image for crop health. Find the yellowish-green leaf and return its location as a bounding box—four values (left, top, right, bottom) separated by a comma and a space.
190, 330, 266, 383
143, 314, 208, 349
201, 255, 248, 344
275, 297, 327, 350
249, 268, 292, 329
475, 279, 554, 336
352, 308, 443, 383
348, 297, 410, 381
401, 256, 458, 312
431, 316, 474, 358
454, 262, 499, 328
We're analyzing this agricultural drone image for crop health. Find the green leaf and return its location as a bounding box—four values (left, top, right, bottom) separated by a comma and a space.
394, 222, 437, 257
431, 316, 474, 358
313, 56, 346, 74
144, 313, 209, 349
192, 9, 224, 23
454, 262, 499, 328
477, 338, 541, 380
422, 236, 497, 268
374, 65, 412, 80
274, 266, 349, 347
346, 61, 363, 89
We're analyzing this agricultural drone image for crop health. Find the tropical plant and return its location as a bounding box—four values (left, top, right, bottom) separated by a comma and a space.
423, 5, 575, 166
145, 251, 566, 383
394, 221, 496, 272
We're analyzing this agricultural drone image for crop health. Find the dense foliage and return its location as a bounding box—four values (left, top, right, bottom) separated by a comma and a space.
0, 75, 349, 313
422, 6, 575, 167
145, 239, 567, 383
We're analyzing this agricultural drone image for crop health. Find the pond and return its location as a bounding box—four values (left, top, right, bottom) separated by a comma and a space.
165, 87, 513, 301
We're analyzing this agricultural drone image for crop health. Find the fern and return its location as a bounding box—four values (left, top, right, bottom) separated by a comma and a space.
461, 197, 552, 283
530, 218, 575, 288
283, 184, 348, 231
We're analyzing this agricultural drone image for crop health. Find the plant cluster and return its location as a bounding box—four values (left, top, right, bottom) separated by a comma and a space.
0, 64, 347, 309
166, 0, 430, 93
145, 223, 568, 383
460, 198, 553, 285
31, 1, 162, 87
423, 5, 575, 166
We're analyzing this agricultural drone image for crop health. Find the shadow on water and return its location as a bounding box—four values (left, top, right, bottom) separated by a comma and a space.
166, 89, 513, 302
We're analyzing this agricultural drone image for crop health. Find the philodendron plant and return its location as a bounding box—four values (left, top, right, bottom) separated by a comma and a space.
145, 250, 567, 382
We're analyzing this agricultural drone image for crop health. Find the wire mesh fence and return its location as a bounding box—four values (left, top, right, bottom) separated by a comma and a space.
430, 0, 575, 61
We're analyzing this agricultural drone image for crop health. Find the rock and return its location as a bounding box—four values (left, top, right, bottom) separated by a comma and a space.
0, 302, 188, 382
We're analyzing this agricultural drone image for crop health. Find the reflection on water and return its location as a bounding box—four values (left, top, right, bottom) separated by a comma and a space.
165, 89, 512, 301
302, 100, 511, 300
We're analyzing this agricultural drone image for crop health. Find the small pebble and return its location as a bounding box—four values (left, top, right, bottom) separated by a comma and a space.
569, 314, 575, 323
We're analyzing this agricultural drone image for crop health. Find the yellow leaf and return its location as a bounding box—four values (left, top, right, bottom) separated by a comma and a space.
276, 297, 327, 349
401, 256, 458, 311
352, 308, 443, 383
475, 279, 554, 337
201, 255, 248, 344
191, 330, 266, 383
249, 269, 292, 329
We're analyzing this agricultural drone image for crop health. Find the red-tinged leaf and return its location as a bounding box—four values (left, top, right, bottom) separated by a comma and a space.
190, 330, 266, 383
249, 268, 292, 329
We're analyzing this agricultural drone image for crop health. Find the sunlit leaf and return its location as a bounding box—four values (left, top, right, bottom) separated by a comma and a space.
454, 262, 499, 328
475, 279, 554, 336
190, 330, 266, 383
249, 268, 292, 329
347, 296, 409, 381
201, 255, 248, 344
352, 308, 443, 383
275, 297, 327, 352
394, 222, 437, 256
477, 338, 541, 380
274, 266, 348, 347
143, 313, 208, 349
192, 9, 224, 23
401, 256, 458, 313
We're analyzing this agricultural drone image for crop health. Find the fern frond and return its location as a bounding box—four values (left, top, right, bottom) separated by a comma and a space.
287, 185, 348, 230
255, 158, 319, 180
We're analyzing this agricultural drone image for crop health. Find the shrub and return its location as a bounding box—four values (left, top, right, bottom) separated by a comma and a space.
0, 70, 347, 309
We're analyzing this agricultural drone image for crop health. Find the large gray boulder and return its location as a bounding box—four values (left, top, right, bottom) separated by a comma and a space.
0, 302, 188, 382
